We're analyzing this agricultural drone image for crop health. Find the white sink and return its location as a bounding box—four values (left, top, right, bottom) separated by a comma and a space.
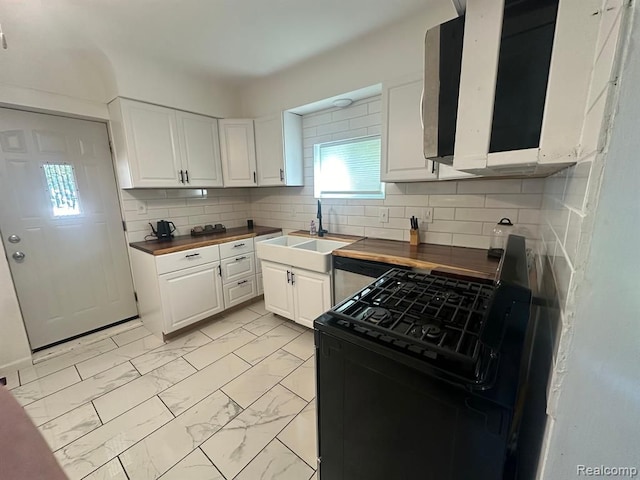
256, 236, 350, 273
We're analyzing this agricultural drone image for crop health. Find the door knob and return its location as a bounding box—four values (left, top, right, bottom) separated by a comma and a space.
12, 251, 25, 262
8, 234, 20, 243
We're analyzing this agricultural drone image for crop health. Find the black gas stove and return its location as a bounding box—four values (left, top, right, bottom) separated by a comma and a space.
315, 235, 533, 480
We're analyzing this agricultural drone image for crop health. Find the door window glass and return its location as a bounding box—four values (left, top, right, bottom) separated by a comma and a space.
43, 164, 81, 216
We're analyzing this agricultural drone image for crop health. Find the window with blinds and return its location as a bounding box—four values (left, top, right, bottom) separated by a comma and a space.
313, 135, 385, 199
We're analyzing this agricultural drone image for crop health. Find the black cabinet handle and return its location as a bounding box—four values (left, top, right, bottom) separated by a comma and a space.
235, 256, 247, 262
179, 170, 184, 183
237, 279, 248, 286
218, 265, 222, 277
291, 272, 295, 285
287, 270, 291, 284
253, 171, 256, 183
185, 170, 189, 183
280, 168, 284, 181
185, 253, 200, 258
233, 243, 245, 248
431, 161, 436, 174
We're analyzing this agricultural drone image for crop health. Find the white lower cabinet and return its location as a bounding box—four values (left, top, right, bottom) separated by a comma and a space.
262, 261, 331, 328
159, 262, 224, 332
130, 245, 225, 336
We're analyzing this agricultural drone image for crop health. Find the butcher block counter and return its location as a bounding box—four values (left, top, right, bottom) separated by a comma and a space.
129, 226, 282, 255
331, 237, 500, 281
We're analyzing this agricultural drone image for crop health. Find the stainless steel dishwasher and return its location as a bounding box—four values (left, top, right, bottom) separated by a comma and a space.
332, 256, 411, 305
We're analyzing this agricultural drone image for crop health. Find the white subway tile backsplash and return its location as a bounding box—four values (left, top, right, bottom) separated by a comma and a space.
454, 208, 518, 223
385, 183, 406, 195
563, 159, 593, 213
331, 104, 368, 122
303, 127, 317, 138
456, 179, 522, 194
452, 234, 490, 249
405, 182, 457, 195
317, 120, 349, 136
522, 178, 545, 194
347, 216, 384, 228
349, 113, 381, 130
303, 112, 332, 127
518, 209, 541, 225
429, 220, 483, 235
368, 100, 382, 114
331, 128, 368, 141
429, 195, 485, 208
385, 195, 428, 207
433, 208, 455, 220
420, 231, 453, 246
364, 227, 404, 241
168, 206, 205, 217
484, 194, 542, 209
367, 125, 382, 136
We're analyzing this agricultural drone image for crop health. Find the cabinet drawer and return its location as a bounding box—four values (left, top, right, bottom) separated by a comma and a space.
155, 245, 220, 275
223, 275, 257, 308
220, 238, 254, 259
220, 255, 255, 284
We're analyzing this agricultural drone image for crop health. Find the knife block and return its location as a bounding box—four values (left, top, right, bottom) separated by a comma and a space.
409, 229, 419, 246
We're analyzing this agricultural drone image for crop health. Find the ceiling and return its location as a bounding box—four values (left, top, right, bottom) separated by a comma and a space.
0, 0, 452, 83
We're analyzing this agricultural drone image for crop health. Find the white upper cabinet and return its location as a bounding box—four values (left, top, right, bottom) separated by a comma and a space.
218, 119, 258, 187
381, 77, 438, 182
176, 111, 223, 187
110, 99, 181, 188
452, 0, 603, 176
108, 98, 223, 188
254, 112, 303, 186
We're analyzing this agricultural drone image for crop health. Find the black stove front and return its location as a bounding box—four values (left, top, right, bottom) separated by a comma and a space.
314, 235, 532, 480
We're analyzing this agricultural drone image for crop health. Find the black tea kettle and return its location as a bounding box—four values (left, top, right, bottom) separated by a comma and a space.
149, 220, 176, 241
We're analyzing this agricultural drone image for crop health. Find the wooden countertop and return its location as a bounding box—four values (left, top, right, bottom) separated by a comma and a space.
332, 237, 501, 280
129, 226, 282, 255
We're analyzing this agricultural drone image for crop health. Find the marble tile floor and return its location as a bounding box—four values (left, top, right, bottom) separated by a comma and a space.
1, 299, 318, 480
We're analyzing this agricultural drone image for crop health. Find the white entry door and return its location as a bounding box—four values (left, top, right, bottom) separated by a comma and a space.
0, 108, 138, 349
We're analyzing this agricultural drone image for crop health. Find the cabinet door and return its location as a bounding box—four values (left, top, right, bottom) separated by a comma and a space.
255, 112, 303, 186
176, 111, 223, 187
121, 100, 182, 188
218, 119, 257, 187
255, 113, 284, 186
293, 268, 331, 328
159, 262, 224, 333
261, 261, 294, 320
381, 78, 438, 182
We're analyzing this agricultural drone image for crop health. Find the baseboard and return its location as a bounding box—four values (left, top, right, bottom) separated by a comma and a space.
0, 355, 32, 373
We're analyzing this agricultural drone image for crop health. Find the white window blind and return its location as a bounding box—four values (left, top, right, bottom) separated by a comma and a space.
314, 135, 385, 199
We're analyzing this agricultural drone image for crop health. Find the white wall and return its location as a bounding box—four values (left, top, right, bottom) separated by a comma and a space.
107, 53, 240, 118
252, 96, 544, 249
239, 5, 456, 117
0, 241, 31, 372
538, 0, 635, 476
